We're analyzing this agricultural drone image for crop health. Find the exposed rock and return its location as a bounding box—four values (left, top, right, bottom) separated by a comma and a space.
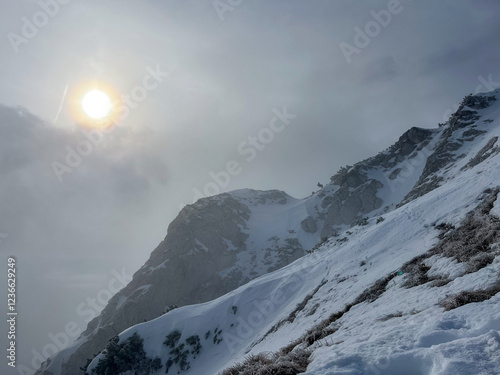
462, 136, 500, 170
37, 190, 310, 375
301, 216, 318, 233
39, 91, 500, 375
400, 93, 497, 206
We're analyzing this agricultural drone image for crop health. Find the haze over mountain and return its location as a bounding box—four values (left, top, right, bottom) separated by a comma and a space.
3, 3, 500, 373
34, 89, 500, 374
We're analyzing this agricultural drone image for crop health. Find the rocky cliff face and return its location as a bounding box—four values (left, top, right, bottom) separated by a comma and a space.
37, 190, 316, 375
401, 93, 498, 205
37, 90, 500, 375
315, 125, 435, 238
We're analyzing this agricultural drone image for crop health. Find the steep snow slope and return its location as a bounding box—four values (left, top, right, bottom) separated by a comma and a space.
36, 189, 315, 375
84, 90, 500, 375
38, 90, 500, 375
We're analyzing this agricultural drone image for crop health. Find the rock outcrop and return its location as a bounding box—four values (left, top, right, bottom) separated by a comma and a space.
38, 90, 500, 375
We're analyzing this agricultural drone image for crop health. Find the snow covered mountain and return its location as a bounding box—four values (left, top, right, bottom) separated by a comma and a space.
39, 89, 500, 375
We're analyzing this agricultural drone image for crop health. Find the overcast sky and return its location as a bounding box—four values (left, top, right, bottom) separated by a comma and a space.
1, 0, 500, 373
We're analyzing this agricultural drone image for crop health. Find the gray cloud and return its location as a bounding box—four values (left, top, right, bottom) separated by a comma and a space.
361, 55, 401, 83
1, 0, 500, 372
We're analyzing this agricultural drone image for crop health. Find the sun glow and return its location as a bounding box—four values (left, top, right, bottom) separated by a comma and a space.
69, 82, 122, 129
82, 89, 112, 119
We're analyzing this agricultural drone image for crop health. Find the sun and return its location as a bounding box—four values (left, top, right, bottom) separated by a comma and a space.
69, 81, 121, 129
81, 89, 112, 120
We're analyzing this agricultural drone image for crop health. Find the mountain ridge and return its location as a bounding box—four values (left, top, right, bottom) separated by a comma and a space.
37, 89, 500, 375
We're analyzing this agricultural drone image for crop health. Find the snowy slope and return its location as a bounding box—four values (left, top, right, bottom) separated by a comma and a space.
36, 189, 317, 375
83, 90, 500, 375
37, 90, 500, 375
88, 176, 500, 375
37, 97, 448, 375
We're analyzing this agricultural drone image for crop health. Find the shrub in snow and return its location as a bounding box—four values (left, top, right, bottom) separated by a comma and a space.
213, 327, 223, 344
285, 280, 327, 324
302, 319, 340, 347
219, 349, 310, 375
429, 277, 452, 287
185, 335, 202, 356
281, 309, 346, 355
466, 253, 496, 274
163, 330, 182, 349
439, 283, 500, 311
308, 236, 330, 253
433, 189, 500, 268
167, 343, 190, 372
353, 272, 397, 304
400, 188, 500, 288
162, 304, 179, 315
81, 356, 97, 374
356, 217, 369, 226
163, 331, 203, 373
378, 311, 403, 322
91, 333, 161, 375
330, 165, 352, 184
401, 255, 432, 288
